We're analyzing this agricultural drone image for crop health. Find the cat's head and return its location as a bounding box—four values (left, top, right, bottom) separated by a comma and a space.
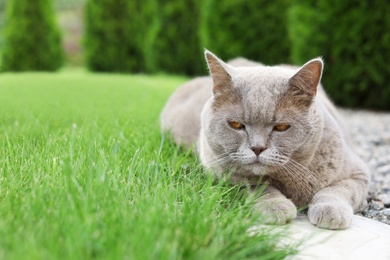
201, 50, 323, 176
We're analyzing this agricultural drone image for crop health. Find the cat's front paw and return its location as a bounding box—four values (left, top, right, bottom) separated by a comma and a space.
308, 201, 353, 230
254, 198, 297, 225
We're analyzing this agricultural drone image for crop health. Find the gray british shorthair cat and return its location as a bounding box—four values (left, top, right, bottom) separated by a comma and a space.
160, 50, 370, 230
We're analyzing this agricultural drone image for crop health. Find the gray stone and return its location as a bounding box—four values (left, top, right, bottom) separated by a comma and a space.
381, 208, 390, 216
377, 194, 390, 206
339, 109, 390, 226
370, 200, 385, 211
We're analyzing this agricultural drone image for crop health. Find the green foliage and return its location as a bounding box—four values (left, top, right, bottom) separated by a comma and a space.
84, 0, 144, 72
288, 0, 390, 110
0, 0, 6, 48
287, 1, 327, 64
55, 0, 86, 10
0, 71, 297, 259
2, 0, 63, 71
200, 0, 291, 65
145, 0, 206, 75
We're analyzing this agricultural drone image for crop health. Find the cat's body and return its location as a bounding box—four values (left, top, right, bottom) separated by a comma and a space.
160, 51, 370, 229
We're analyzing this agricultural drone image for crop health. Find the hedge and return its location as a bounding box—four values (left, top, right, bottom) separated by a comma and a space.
83, 1, 293, 75
144, 0, 206, 75
84, 0, 144, 73
288, 0, 390, 110
200, 0, 291, 65
2, 0, 63, 71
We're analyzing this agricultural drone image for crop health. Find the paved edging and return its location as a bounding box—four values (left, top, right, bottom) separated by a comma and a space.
249, 214, 390, 259
283, 214, 390, 259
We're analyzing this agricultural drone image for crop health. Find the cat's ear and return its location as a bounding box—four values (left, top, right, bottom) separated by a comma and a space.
288, 58, 323, 100
204, 50, 235, 95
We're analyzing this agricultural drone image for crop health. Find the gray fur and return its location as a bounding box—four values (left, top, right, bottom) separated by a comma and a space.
160, 50, 370, 230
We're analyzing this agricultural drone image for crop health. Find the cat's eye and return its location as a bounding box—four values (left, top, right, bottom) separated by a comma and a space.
228, 121, 245, 130
273, 124, 290, 132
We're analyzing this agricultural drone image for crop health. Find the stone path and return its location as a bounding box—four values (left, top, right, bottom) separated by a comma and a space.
250, 214, 390, 259
284, 215, 390, 259
340, 110, 390, 225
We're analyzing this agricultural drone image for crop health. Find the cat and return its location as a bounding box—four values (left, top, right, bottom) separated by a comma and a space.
160, 50, 370, 230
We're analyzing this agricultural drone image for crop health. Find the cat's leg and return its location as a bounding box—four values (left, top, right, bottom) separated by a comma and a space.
253, 186, 297, 225
308, 173, 369, 230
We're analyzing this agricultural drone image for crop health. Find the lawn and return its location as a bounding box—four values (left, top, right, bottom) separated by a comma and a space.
0, 70, 295, 259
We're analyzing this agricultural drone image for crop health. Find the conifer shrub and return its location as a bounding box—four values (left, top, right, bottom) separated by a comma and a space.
84, 0, 144, 73
200, 0, 291, 65
2, 0, 63, 71
144, 0, 206, 75
288, 1, 390, 110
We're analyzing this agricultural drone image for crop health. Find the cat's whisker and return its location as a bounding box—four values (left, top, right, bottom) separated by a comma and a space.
275, 164, 313, 202
283, 159, 331, 203
278, 164, 314, 202
265, 154, 318, 203
208, 152, 234, 168
287, 159, 328, 188
263, 153, 289, 167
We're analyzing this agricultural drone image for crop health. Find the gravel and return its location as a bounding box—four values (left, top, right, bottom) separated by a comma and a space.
340, 109, 390, 225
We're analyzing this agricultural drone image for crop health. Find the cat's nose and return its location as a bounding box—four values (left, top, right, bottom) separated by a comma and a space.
250, 146, 267, 156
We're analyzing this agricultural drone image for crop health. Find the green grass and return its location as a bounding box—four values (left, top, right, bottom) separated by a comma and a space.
0, 70, 296, 259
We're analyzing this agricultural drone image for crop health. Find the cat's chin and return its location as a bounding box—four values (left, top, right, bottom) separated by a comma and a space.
243, 162, 268, 176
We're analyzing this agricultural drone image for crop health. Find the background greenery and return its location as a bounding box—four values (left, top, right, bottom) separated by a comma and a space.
200, 0, 291, 65
1, 0, 63, 71
84, 0, 145, 72
288, 0, 390, 110
144, 0, 206, 75
0, 71, 296, 259
1, 0, 388, 109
